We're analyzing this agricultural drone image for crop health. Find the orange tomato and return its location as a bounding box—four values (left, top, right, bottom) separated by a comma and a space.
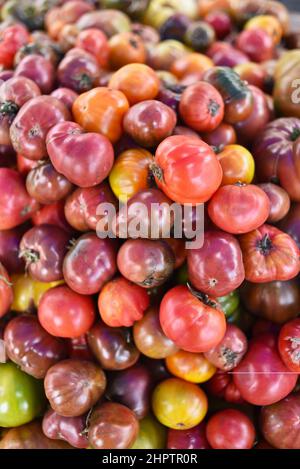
108, 64, 160, 105
245, 15, 283, 45
72, 87, 129, 143
234, 62, 266, 89
217, 144, 255, 185
170, 52, 213, 79
166, 350, 216, 383
45, 8, 65, 40
198, 0, 232, 16
108, 32, 146, 69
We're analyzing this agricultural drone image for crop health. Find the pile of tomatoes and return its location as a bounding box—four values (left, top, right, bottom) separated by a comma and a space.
0, 0, 300, 451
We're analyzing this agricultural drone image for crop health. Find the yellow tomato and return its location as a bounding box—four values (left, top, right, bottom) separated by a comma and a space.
11, 275, 64, 312
245, 15, 283, 45
143, 0, 198, 29
217, 144, 255, 185
152, 378, 208, 429
131, 415, 166, 449
166, 350, 216, 383
109, 148, 153, 202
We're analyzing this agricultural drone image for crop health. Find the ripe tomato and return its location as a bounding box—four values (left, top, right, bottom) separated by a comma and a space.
98, 277, 150, 327
76, 28, 109, 67
0, 24, 30, 69
38, 286, 96, 338
206, 409, 255, 449
278, 319, 300, 372
131, 415, 166, 450
236, 28, 274, 63
72, 87, 129, 143
166, 350, 216, 383
217, 145, 255, 185
0, 262, 13, 318
205, 370, 244, 404
152, 135, 222, 204
179, 82, 224, 132
167, 423, 210, 449
152, 378, 208, 429
159, 285, 226, 353
233, 333, 298, 406
239, 224, 300, 282
108, 32, 146, 69
204, 324, 247, 371
208, 183, 270, 234
245, 15, 282, 45
258, 183, 290, 223
170, 52, 213, 79
202, 122, 237, 151
32, 201, 72, 234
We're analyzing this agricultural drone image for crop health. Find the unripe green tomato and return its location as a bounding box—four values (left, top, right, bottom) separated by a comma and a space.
131, 414, 166, 449
217, 291, 240, 318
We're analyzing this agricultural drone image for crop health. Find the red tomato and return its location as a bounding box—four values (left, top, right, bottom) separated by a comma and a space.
206, 409, 255, 449
38, 286, 96, 338
208, 183, 270, 234
167, 423, 210, 449
0, 24, 30, 69
32, 201, 72, 234
152, 135, 223, 204
205, 370, 244, 404
204, 324, 247, 371
278, 319, 300, 372
239, 224, 300, 282
236, 28, 274, 63
0, 262, 13, 318
98, 277, 150, 327
76, 28, 109, 68
179, 82, 224, 132
159, 285, 226, 353
233, 333, 298, 406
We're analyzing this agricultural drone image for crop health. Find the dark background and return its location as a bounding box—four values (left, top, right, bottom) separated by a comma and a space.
281, 0, 300, 12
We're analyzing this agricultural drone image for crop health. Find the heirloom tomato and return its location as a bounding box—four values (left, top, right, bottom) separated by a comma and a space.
278, 319, 300, 372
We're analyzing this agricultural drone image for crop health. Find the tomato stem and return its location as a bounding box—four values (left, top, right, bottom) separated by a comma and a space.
187, 282, 217, 308
257, 233, 273, 256
150, 163, 164, 183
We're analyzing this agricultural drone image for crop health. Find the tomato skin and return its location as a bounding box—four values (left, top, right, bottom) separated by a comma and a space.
98, 277, 150, 327
38, 286, 96, 338
233, 333, 298, 406
0, 225, 26, 274
217, 291, 239, 318
153, 135, 223, 204
159, 285, 226, 353
278, 319, 300, 372
167, 423, 210, 449
15, 55, 55, 94
32, 201, 72, 234
187, 230, 245, 297
258, 183, 290, 223
217, 144, 255, 186
208, 183, 270, 234
50, 87, 78, 110
236, 28, 274, 63
204, 324, 247, 371
109, 32, 146, 69
131, 414, 166, 449
42, 409, 88, 449
0, 262, 13, 318
0, 361, 45, 428
205, 370, 244, 404
72, 87, 129, 143
206, 409, 255, 449
0, 24, 30, 69
0, 168, 39, 230
76, 28, 109, 67
202, 122, 237, 152
152, 378, 208, 430
166, 350, 216, 383
239, 224, 300, 282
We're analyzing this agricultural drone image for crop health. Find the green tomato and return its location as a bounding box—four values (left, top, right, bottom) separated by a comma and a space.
218, 291, 240, 318
0, 362, 46, 427
131, 414, 166, 449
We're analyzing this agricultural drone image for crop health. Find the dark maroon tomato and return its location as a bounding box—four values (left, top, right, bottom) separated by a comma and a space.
10, 96, 71, 160
117, 239, 175, 288
261, 393, 300, 449
0, 143, 16, 168
26, 161, 73, 205
4, 315, 67, 379
106, 364, 152, 419
42, 409, 88, 449
88, 402, 139, 449
207, 42, 248, 67
14, 41, 60, 67
233, 333, 298, 406
159, 13, 190, 41
187, 230, 245, 297
123, 100, 176, 148
240, 280, 300, 324
0, 70, 14, 81
113, 188, 174, 239
205, 370, 244, 404
15, 55, 55, 94
51, 87, 79, 110
157, 84, 185, 113
204, 324, 247, 371
46, 121, 114, 188
206, 409, 256, 449
57, 49, 100, 93
205, 11, 232, 39
0, 262, 13, 318
44, 359, 106, 417
67, 334, 94, 362
63, 233, 117, 295
252, 319, 280, 338
167, 423, 210, 449
172, 125, 200, 139
258, 183, 290, 223
0, 225, 27, 273
278, 203, 300, 248
19, 224, 70, 282
87, 321, 140, 370
142, 357, 171, 383
202, 122, 237, 152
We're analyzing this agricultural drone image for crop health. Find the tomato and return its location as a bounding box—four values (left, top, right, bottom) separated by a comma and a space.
166, 350, 216, 383
57, 48, 100, 93
239, 224, 300, 282
167, 423, 210, 449
165, 238, 186, 269
109, 32, 146, 69
131, 415, 166, 449
179, 82, 224, 133
234, 62, 266, 89
217, 291, 239, 318
0, 24, 30, 69
0, 225, 26, 274
207, 42, 248, 68
206, 409, 255, 449
46, 121, 114, 188
17, 153, 39, 177
152, 135, 222, 204
50, 87, 78, 110
72, 87, 129, 143
258, 183, 290, 223
38, 285, 95, 338
0, 168, 40, 230
76, 28, 109, 67
42, 409, 88, 449
170, 53, 213, 79
32, 201, 72, 234
109, 148, 153, 202
278, 319, 300, 372
278, 202, 300, 248
152, 377, 207, 429
205, 370, 244, 404
15, 55, 55, 94
236, 28, 274, 63
0, 262, 12, 318
0, 361, 45, 427
217, 145, 255, 186
159, 14, 190, 42
76, 9, 131, 37
147, 40, 187, 71
98, 277, 150, 327
233, 333, 298, 406
184, 21, 215, 52
205, 10, 232, 39
159, 285, 226, 353
202, 123, 237, 152
204, 324, 247, 371
108, 63, 160, 105
208, 183, 270, 234
245, 15, 282, 45
187, 230, 245, 297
